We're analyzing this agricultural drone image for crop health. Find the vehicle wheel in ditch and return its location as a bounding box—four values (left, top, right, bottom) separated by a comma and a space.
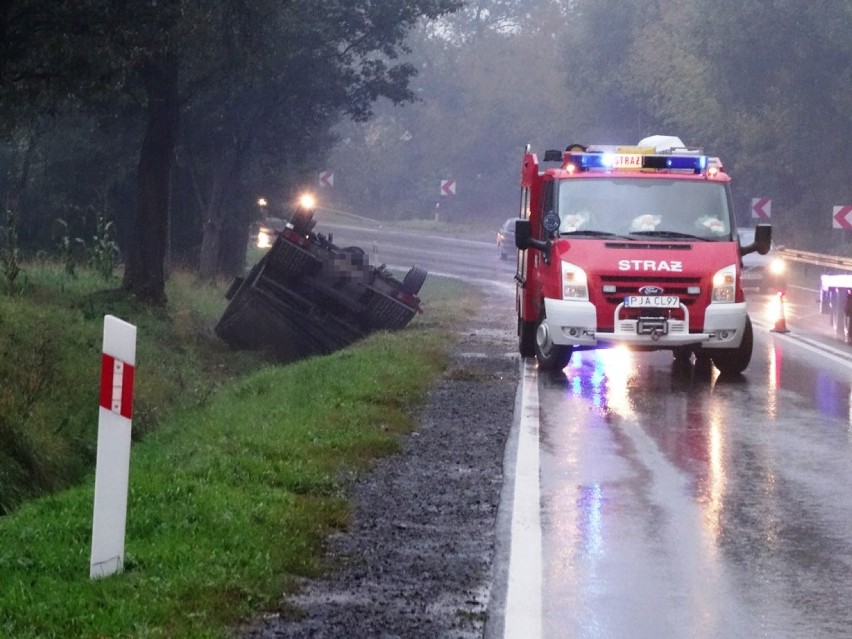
519, 315, 536, 357
402, 265, 428, 296
710, 316, 753, 375
534, 312, 573, 371
342, 246, 368, 266
225, 277, 244, 300
289, 210, 316, 235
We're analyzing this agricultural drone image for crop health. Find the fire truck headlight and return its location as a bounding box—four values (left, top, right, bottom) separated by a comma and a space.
561, 261, 589, 300
712, 264, 736, 303
769, 258, 786, 276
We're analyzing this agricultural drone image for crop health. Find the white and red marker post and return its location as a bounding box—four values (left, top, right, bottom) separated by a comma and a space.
90, 315, 137, 579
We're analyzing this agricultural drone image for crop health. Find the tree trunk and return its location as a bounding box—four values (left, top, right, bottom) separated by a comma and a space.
198, 216, 220, 280
122, 54, 179, 306
225, 219, 251, 278
198, 170, 225, 281
198, 141, 247, 281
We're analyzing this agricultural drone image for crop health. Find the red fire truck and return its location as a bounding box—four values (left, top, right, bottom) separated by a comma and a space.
514, 136, 771, 374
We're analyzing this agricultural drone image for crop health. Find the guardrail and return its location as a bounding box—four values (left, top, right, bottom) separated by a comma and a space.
777, 248, 852, 273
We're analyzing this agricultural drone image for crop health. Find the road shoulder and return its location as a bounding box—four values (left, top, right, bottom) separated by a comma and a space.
243, 283, 519, 638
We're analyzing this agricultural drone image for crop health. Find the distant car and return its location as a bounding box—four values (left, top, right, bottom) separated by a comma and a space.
497, 218, 519, 259
738, 227, 786, 293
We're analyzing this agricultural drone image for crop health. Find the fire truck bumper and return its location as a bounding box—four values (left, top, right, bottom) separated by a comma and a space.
543, 299, 747, 348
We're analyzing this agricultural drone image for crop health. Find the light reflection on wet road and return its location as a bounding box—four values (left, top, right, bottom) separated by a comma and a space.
537, 328, 852, 638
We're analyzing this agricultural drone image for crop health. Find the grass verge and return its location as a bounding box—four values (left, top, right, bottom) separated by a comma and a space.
0, 264, 269, 514
0, 267, 476, 638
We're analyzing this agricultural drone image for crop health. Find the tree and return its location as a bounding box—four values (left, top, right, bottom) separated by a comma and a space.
328, 0, 580, 224
182, 0, 465, 280
1, 0, 463, 303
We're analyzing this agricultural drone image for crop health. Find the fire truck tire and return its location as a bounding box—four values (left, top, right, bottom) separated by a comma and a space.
519, 316, 536, 357
832, 290, 845, 338
402, 266, 428, 296
534, 313, 573, 371
709, 316, 753, 375
844, 303, 852, 345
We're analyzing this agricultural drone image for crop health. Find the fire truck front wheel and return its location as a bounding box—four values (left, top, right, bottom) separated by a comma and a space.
519, 316, 536, 357
831, 290, 844, 338
708, 315, 753, 375
833, 289, 852, 344
534, 313, 573, 371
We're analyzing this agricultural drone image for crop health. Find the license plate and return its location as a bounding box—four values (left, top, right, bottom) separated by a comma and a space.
624, 295, 680, 308
742, 271, 762, 279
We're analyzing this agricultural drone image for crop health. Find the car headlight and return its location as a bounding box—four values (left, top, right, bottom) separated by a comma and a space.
713, 264, 737, 302
257, 229, 274, 249
561, 261, 589, 300
769, 258, 786, 275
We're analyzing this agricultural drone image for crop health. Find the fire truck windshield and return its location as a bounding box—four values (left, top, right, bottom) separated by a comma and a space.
556, 178, 732, 239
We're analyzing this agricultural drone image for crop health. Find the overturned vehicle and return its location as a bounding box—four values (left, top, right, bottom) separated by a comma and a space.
216, 208, 427, 363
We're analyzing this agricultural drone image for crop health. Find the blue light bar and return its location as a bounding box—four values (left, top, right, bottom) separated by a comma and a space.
567, 153, 613, 170
566, 152, 708, 174
660, 155, 708, 171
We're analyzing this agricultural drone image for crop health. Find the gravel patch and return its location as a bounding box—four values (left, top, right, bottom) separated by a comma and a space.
241, 283, 518, 638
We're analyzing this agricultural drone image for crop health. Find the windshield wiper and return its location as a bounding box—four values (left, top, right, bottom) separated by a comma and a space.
563, 230, 636, 240
629, 230, 711, 241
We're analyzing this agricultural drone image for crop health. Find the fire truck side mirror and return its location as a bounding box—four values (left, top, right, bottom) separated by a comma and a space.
515, 219, 549, 253
754, 224, 772, 255
740, 224, 773, 257
515, 219, 532, 250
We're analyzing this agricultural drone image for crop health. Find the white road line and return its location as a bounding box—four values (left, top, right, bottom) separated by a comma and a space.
503, 358, 543, 639
752, 317, 852, 370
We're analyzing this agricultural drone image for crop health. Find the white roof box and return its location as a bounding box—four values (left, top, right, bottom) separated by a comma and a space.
638, 135, 701, 154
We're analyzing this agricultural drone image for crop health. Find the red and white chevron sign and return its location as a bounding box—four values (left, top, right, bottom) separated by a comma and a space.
440, 179, 456, 196
751, 197, 771, 220
318, 170, 334, 188
833, 205, 852, 230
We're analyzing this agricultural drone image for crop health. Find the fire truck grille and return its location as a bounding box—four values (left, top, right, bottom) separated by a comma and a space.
598, 275, 702, 307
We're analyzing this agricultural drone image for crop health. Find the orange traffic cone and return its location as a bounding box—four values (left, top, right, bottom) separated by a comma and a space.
771, 291, 790, 333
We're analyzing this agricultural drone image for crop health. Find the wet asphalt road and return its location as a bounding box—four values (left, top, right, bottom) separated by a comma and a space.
533, 336, 852, 638
271, 221, 852, 637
